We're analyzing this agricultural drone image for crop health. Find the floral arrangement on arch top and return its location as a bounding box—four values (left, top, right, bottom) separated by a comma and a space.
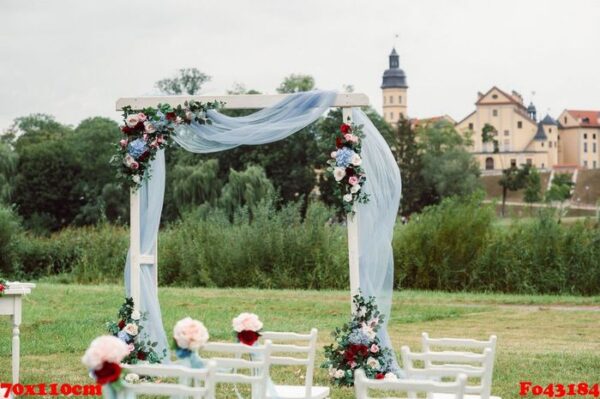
112, 100, 221, 189
327, 122, 370, 214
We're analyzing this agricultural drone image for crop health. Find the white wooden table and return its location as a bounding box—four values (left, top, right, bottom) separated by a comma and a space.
0, 282, 35, 384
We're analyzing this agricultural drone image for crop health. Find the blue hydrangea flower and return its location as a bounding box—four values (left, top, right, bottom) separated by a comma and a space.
117, 330, 132, 344
128, 138, 148, 159
348, 329, 371, 345
336, 147, 355, 168
175, 347, 192, 359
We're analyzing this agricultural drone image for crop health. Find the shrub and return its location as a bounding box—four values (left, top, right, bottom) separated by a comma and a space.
0, 205, 22, 276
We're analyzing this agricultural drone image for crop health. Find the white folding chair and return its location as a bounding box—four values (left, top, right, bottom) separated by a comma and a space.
260, 328, 330, 399
201, 340, 273, 399
354, 368, 467, 399
110, 360, 216, 399
401, 346, 500, 399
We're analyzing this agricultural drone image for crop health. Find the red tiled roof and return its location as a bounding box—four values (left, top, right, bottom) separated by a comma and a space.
565, 110, 600, 127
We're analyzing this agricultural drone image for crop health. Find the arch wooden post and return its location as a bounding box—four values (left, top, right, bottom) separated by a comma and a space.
342, 107, 360, 313
129, 187, 141, 314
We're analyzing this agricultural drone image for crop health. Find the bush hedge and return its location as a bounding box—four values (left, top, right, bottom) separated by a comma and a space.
1, 199, 599, 295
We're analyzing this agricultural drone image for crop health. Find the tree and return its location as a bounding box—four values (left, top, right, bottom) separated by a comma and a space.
498, 164, 531, 217
277, 74, 315, 93
545, 173, 573, 203
523, 167, 542, 204
220, 165, 274, 220
419, 121, 481, 202
0, 142, 17, 204
6, 114, 72, 152
395, 117, 431, 215
155, 68, 211, 95
171, 159, 223, 215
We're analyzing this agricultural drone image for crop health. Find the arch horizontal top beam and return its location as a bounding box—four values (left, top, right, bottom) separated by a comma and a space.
116, 92, 369, 111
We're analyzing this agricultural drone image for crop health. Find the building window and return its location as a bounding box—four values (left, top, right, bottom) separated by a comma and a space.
468, 123, 474, 130
390, 112, 394, 121
564, 116, 567, 124
504, 130, 510, 136
549, 128, 552, 133
399, 96, 402, 104
549, 141, 553, 148
584, 133, 587, 139
594, 134, 597, 139
541, 163, 545, 168
594, 143, 597, 153
541, 142, 544, 147
510, 159, 517, 167
517, 121, 523, 129
485, 157, 494, 170
584, 142, 588, 153
526, 158, 532, 166
492, 94, 498, 99
493, 109, 498, 117
594, 161, 597, 168
584, 160, 588, 168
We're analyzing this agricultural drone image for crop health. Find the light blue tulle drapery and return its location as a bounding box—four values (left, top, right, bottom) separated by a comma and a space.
124, 90, 402, 372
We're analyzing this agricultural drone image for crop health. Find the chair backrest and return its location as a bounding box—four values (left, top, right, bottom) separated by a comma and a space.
421, 333, 497, 398
261, 328, 318, 397
115, 360, 216, 399
354, 368, 467, 399
201, 340, 273, 399
401, 346, 494, 399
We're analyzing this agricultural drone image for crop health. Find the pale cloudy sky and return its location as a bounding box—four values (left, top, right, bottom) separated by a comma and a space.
1, 0, 599, 131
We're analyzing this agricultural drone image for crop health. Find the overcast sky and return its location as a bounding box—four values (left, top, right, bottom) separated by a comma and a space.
1, 0, 599, 131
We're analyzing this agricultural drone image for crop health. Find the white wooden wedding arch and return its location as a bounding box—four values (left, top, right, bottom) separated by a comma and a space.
116, 92, 370, 314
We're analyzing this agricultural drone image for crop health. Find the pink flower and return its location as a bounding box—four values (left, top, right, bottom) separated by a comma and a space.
130, 161, 139, 170
82, 336, 130, 371
157, 135, 165, 144
137, 113, 147, 122
150, 139, 159, 149
349, 361, 357, 368
344, 134, 353, 142
144, 121, 157, 134
173, 317, 210, 350
370, 344, 379, 353
119, 139, 128, 149
232, 313, 263, 333
127, 344, 135, 354
348, 176, 359, 186
143, 133, 148, 141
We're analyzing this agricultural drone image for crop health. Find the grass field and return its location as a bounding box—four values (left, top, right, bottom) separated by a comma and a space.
1, 284, 599, 398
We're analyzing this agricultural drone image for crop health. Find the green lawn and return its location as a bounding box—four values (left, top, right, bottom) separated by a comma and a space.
1, 284, 599, 398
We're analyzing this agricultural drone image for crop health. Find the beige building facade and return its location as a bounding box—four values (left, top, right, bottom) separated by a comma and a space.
556, 110, 600, 169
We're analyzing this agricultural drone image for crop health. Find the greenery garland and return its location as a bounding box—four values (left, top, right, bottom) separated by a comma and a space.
111, 101, 221, 189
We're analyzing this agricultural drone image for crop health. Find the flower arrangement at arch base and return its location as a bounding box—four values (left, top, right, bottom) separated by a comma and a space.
322, 294, 397, 386
111, 101, 220, 189
327, 123, 370, 214
106, 297, 166, 364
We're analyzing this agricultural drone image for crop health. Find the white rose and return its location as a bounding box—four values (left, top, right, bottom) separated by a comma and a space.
123, 323, 138, 337
334, 369, 345, 379
124, 373, 140, 383
82, 336, 130, 370
366, 357, 380, 370
330, 151, 338, 158
144, 121, 157, 133
126, 115, 140, 128
185, 110, 194, 120
343, 194, 353, 202
361, 323, 376, 339
385, 372, 398, 380
333, 167, 346, 182
123, 154, 135, 167
131, 310, 141, 321
232, 313, 263, 333
351, 154, 362, 166
351, 185, 361, 194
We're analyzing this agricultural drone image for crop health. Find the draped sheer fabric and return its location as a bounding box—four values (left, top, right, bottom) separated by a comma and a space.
124, 91, 402, 373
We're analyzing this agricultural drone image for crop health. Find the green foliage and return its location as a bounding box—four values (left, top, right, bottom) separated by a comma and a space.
394, 194, 494, 290
155, 68, 211, 95
419, 121, 480, 201
545, 173, 574, 203
0, 142, 17, 204
0, 205, 22, 275
499, 164, 531, 216
219, 165, 275, 220
276, 74, 315, 93
524, 167, 542, 203
171, 159, 223, 214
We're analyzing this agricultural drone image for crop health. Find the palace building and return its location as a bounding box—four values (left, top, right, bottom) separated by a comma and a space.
380, 48, 600, 171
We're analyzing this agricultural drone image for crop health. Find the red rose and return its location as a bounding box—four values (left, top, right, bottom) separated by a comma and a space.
135, 121, 145, 132
94, 362, 121, 385
375, 373, 385, 380
237, 330, 260, 346
121, 126, 132, 135
344, 344, 369, 363
166, 112, 177, 121
340, 123, 351, 134
138, 151, 150, 162
345, 167, 355, 177
335, 137, 344, 149
0, 283, 5, 293
137, 351, 147, 360
118, 320, 125, 329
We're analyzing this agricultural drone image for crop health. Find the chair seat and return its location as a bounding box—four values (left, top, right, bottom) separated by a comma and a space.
266, 384, 330, 399
431, 394, 501, 399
